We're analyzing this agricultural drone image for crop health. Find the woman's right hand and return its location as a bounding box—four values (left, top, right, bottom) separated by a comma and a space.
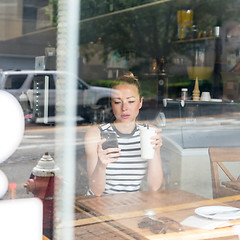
97, 138, 121, 167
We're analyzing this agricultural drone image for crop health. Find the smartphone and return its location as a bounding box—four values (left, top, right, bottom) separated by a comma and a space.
101, 131, 118, 150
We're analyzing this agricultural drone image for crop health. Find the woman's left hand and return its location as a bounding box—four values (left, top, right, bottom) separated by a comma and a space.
151, 128, 162, 150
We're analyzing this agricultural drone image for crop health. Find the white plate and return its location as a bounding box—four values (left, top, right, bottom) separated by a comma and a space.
195, 206, 240, 220
210, 98, 222, 102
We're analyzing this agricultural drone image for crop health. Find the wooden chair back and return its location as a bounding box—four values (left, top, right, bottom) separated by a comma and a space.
209, 147, 240, 198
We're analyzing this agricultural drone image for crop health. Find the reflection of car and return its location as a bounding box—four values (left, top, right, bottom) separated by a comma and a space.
0, 70, 114, 123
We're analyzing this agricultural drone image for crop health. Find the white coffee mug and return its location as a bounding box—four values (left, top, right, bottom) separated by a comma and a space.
139, 126, 156, 159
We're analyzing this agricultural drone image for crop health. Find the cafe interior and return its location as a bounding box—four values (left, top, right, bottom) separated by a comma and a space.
0, 0, 240, 239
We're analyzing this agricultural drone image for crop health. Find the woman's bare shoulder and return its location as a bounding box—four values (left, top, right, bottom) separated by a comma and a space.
85, 126, 101, 140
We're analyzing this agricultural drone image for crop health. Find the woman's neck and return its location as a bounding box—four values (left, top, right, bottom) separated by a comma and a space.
113, 121, 136, 134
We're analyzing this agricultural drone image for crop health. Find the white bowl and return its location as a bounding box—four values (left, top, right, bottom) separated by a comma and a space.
200, 92, 211, 101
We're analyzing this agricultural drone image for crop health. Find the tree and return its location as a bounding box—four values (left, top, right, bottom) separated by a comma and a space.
47, 0, 58, 27
79, 0, 240, 73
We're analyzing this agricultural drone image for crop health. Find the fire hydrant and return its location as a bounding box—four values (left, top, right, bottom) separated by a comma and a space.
24, 152, 59, 240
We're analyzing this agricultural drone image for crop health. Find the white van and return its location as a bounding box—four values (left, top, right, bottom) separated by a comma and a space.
0, 70, 114, 123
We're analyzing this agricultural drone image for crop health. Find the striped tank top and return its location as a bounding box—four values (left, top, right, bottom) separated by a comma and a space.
88, 123, 148, 195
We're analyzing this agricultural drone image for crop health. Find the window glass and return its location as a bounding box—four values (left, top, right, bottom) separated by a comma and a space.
77, 79, 87, 90
1, 1, 240, 240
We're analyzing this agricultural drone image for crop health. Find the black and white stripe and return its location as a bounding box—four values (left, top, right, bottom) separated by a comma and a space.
99, 123, 147, 194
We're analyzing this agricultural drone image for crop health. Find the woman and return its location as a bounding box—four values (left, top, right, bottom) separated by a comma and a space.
85, 72, 163, 196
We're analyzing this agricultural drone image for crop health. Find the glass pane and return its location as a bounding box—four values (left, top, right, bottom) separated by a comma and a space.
0, 1, 240, 240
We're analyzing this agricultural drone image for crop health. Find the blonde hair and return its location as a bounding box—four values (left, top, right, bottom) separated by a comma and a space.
112, 72, 141, 95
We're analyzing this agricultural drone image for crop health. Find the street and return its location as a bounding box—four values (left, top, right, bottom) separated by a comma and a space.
0, 122, 90, 199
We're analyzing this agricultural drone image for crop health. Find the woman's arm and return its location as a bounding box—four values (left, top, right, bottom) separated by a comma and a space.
85, 127, 120, 196
85, 127, 106, 196
147, 128, 163, 191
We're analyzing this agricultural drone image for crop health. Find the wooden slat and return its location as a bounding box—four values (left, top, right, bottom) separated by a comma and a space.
222, 181, 240, 191
209, 148, 240, 163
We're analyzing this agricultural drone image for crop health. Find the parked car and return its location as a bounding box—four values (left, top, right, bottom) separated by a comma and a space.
0, 70, 114, 123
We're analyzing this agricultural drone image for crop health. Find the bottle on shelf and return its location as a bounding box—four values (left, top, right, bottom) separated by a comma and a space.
181, 88, 188, 100
8, 182, 17, 199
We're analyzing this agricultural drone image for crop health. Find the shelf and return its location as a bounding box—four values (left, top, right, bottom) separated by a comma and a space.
172, 36, 221, 44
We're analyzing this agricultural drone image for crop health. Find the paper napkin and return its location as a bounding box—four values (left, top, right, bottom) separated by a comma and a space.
181, 215, 231, 230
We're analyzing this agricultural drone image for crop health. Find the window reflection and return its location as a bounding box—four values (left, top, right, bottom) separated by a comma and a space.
0, 1, 240, 240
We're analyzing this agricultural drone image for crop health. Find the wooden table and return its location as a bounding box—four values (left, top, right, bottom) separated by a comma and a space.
74, 189, 240, 240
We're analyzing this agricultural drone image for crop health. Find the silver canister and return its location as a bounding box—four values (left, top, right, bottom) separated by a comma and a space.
181, 88, 188, 100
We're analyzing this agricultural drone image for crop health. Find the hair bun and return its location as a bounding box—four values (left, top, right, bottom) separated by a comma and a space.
122, 71, 138, 81
114, 71, 141, 95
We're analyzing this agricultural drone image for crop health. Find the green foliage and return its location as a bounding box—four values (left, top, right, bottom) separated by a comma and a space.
80, 0, 240, 71
80, 0, 240, 99
48, 0, 58, 27
84, 78, 154, 98
85, 75, 213, 99
80, 2, 174, 62
85, 79, 116, 88
81, 0, 154, 19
